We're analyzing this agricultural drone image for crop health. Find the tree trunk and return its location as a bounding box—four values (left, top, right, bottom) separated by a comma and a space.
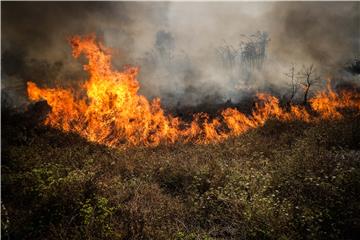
303, 86, 310, 105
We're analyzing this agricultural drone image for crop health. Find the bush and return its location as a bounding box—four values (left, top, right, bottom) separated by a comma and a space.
2, 109, 360, 239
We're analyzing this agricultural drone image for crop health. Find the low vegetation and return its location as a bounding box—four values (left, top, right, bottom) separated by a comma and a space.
2, 107, 360, 239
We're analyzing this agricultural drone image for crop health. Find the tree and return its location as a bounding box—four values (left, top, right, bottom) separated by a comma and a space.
299, 64, 320, 105
240, 31, 270, 70
284, 64, 299, 104
216, 43, 239, 70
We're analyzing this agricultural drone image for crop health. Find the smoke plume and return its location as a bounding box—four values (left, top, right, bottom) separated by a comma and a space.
2, 2, 359, 108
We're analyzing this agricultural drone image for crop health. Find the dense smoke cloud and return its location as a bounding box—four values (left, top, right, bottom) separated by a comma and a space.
2, 2, 359, 108
269, 2, 360, 68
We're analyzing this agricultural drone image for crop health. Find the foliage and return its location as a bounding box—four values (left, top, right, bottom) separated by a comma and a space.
2, 109, 360, 239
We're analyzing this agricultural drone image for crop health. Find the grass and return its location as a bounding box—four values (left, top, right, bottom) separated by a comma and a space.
2, 108, 360, 239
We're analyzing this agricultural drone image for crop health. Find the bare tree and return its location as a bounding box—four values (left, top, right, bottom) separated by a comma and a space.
216, 32, 270, 73
240, 31, 270, 70
216, 43, 239, 69
299, 64, 320, 105
284, 64, 298, 104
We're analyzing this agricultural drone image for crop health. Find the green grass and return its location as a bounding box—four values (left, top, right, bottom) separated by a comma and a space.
2, 110, 360, 239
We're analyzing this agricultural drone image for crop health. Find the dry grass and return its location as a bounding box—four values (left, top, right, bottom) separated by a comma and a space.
2, 109, 360, 239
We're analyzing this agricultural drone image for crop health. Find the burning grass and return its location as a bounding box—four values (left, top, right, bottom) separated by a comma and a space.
27, 35, 360, 147
2, 35, 360, 239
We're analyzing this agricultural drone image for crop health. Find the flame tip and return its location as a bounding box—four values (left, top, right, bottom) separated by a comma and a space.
26, 35, 360, 147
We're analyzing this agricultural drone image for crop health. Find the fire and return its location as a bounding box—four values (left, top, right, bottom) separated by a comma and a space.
310, 83, 360, 120
27, 35, 360, 147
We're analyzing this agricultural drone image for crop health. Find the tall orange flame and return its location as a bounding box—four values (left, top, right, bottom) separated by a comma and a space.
27, 35, 360, 147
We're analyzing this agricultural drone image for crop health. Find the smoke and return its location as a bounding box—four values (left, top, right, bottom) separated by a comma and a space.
269, 2, 360, 68
2, 2, 359, 109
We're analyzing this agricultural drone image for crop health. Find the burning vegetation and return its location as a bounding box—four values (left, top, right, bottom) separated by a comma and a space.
3, 2, 360, 239
27, 35, 360, 147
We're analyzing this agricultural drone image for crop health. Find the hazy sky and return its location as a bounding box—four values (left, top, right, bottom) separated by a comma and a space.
2, 2, 359, 106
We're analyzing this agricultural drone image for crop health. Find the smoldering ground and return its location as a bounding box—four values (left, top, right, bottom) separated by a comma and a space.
2, 2, 359, 109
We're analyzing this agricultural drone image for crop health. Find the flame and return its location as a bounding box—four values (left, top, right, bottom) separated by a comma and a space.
310, 82, 360, 120
27, 35, 360, 147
